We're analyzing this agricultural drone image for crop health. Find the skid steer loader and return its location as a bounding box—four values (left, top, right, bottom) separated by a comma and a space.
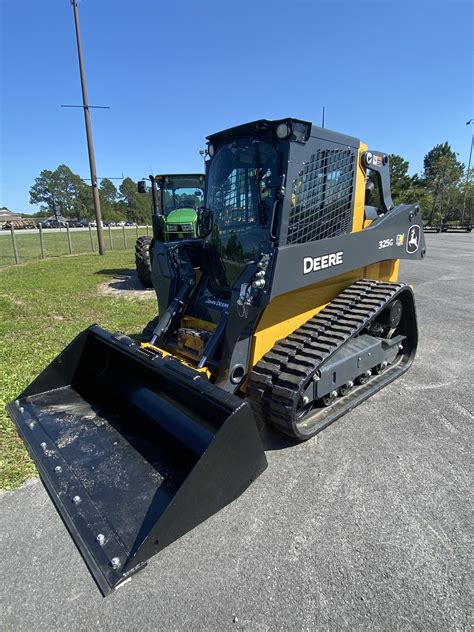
8, 118, 425, 595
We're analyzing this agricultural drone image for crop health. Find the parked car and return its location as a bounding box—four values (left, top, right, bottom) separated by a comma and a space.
125, 221, 137, 227
116, 221, 126, 227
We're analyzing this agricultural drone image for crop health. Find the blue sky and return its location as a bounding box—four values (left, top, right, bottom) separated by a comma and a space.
0, 0, 472, 213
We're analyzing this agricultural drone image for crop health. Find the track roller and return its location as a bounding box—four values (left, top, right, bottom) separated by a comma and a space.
322, 389, 338, 406
339, 380, 354, 396
357, 370, 372, 385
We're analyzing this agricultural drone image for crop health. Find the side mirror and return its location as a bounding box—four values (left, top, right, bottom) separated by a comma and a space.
196, 207, 214, 238
137, 179, 147, 194
195, 190, 202, 196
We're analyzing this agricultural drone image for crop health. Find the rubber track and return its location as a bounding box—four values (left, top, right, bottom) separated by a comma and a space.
247, 279, 405, 437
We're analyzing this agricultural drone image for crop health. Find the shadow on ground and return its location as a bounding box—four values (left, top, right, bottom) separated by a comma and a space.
95, 268, 133, 277
96, 268, 154, 298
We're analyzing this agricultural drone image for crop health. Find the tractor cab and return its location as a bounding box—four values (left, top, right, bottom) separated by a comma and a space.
135, 174, 205, 287
149, 173, 205, 241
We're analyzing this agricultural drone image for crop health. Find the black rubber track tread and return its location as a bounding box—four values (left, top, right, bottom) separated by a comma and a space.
247, 279, 405, 439
135, 236, 153, 288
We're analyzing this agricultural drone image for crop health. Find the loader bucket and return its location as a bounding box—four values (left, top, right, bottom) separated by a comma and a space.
7, 326, 267, 595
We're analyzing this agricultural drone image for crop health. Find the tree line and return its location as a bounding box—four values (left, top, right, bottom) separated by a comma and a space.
369, 142, 472, 224
29, 166, 153, 223
28, 140, 473, 225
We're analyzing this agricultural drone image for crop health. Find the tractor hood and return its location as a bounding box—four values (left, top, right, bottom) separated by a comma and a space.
165, 208, 197, 224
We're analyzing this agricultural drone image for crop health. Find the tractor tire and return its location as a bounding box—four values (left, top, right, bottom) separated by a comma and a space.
135, 236, 153, 288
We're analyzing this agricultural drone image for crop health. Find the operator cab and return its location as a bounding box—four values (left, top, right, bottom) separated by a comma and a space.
152, 120, 310, 367
204, 136, 280, 292
157, 174, 205, 214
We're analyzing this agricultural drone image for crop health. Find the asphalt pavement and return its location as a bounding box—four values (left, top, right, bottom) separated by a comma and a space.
1, 233, 472, 631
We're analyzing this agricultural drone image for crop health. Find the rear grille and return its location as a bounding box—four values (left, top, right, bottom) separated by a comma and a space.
287, 148, 355, 244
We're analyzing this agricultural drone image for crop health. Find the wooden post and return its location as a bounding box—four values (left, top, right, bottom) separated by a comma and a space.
108, 225, 113, 250
39, 224, 45, 259
66, 223, 73, 254
136, 224, 139, 239
10, 225, 19, 264
146, 224, 149, 236
122, 225, 127, 249
89, 224, 95, 251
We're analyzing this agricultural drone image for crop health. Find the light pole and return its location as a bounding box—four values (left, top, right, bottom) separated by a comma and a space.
70, 0, 105, 255
462, 119, 474, 223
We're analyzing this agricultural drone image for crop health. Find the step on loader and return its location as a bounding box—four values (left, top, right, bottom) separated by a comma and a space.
8, 118, 425, 594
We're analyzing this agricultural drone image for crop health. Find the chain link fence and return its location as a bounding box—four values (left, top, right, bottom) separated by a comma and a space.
0, 224, 151, 267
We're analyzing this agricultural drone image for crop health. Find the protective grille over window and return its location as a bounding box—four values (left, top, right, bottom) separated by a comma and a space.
216, 167, 258, 226
287, 149, 355, 244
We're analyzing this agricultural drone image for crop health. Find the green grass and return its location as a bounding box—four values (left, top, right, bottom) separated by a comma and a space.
0, 226, 151, 267
0, 250, 157, 490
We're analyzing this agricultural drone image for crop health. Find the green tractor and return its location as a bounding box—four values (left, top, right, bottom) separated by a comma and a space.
135, 173, 205, 287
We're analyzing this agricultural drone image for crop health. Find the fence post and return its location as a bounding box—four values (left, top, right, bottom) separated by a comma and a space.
89, 224, 95, 252
66, 223, 72, 254
10, 225, 20, 264
136, 224, 139, 239
108, 225, 113, 250
122, 225, 127, 249
39, 224, 45, 259
146, 224, 149, 236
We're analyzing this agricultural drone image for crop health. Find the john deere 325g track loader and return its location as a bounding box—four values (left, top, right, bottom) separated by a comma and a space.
8, 118, 425, 594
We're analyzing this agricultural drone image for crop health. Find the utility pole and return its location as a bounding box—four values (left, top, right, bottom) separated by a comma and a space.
71, 0, 105, 255
461, 119, 473, 223
321, 106, 325, 129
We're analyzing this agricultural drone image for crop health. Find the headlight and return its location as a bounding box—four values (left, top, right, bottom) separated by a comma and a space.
208, 143, 215, 157
180, 224, 193, 231
275, 122, 292, 139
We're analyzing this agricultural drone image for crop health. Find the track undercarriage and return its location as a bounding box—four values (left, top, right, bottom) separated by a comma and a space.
248, 280, 418, 440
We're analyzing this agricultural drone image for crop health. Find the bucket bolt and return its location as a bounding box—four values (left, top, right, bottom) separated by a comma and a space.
96, 534, 106, 546
40, 442, 47, 451
72, 495, 81, 504
110, 557, 121, 569
54, 466, 62, 473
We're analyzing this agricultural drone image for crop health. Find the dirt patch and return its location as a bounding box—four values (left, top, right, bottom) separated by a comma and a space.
97, 270, 155, 300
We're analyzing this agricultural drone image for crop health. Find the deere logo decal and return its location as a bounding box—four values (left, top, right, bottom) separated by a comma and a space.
406, 225, 421, 254
303, 251, 344, 275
